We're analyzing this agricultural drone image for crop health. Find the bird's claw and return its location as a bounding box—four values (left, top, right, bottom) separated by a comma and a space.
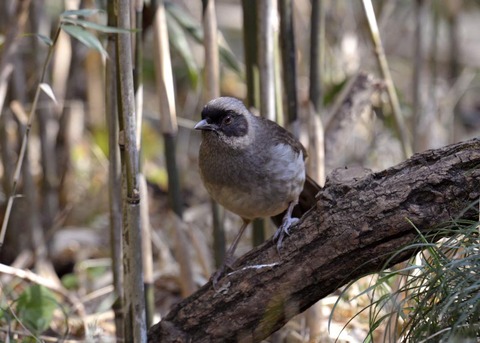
273, 217, 299, 253
211, 256, 235, 291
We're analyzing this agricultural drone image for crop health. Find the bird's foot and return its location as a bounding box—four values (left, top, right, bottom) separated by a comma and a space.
211, 255, 236, 291
273, 216, 299, 253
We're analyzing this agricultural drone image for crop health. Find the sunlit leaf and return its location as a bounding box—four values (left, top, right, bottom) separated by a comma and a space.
39, 83, 57, 103
61, 17, 136, 34
61, 24, 108, 58
16, 285, 57, 334
61, 8, 105, 18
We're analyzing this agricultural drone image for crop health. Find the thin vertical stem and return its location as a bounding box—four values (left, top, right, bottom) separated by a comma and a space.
106, 1, 124, 339
133, 0, 154, 328
242, 0, 265, 247
115, 0, 146, 340
31, 0, 58, 239
306, 1, 327, 339
202, 0, 226, 268
203, 0, 220, 100
362, 0, 412, 159
242, 0, 259, 109
258, 0, 276, 122
309, 0, 325, 114
153, 0, 194, 297
430, 0, 439, 127
134, 0, 143, 149
164, 134, 183, 216
0, 113, 14, 197
446, 0, 461, 144
152, 0, 183, 217
278, 0, 297, 124
256, 0, 278, 245
412, 0, 425, 151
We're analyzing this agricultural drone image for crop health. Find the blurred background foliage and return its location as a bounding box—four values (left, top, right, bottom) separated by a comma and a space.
0, 0, 479, 341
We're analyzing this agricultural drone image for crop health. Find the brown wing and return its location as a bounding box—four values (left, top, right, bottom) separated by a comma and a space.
258, 116, 308, 160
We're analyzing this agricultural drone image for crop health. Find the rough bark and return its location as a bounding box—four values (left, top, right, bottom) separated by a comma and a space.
148, 138, 480, 343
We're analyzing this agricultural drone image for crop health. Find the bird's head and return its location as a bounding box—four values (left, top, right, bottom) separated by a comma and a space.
194, 97, 251, 146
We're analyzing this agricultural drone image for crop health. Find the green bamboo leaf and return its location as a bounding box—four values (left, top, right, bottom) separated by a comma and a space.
61, 8, 105, 18
16, 285, 57, 334
61, 17, 136, 34
165, 2, 202, 39
165, 14, 198, 87
218, 37, 243, 75
62, 24, 108, 58
22, 33, 53, 46
165, 2, 242, 76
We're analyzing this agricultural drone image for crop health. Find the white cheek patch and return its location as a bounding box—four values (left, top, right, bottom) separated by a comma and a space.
219, 133, 253, 149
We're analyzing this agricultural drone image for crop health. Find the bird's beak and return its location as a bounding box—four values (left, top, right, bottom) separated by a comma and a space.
194, 119, 216, 131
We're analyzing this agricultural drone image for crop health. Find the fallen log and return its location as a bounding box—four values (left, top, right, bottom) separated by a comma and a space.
148, 138, 480, 342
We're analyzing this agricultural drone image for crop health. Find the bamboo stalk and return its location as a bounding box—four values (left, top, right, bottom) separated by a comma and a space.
153, 0, 195, 297
361, 0, 412, 159
241, 0, 265, 247
258, 0, 276, 122
139, 175, 154, 327
242, 0, 259, 109
0, 112, 14, 197
309, 0, 325, 115
115, 0, 147, 341
412, 0, 425, 151
132, 0, 155, 328
152, 0, 183, 216
56, 7, 81, 209
105, 1, 124, 339
429, 0, 439, 145
30, 0, 59, 237
202, 0, 226, 270
163, 135, 183, 216
134, 0, 143, 149
306, 0, 326, 184
203, 0, 220, 100
254, 0, 278, 245
278, 0, 297, 124
446, 0, 461, 144
306, 1, 327, 340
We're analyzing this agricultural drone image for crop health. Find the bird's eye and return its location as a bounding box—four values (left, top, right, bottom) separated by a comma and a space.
223, 115, 233, 126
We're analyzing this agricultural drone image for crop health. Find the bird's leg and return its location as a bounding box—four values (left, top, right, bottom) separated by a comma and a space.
212, 219, 250, 287
273, 201, 299, 252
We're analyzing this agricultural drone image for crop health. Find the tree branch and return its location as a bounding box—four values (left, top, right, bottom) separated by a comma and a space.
148, 138, 480, 342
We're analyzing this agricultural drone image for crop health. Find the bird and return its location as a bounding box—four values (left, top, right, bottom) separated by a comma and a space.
194, 97, 319, 284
